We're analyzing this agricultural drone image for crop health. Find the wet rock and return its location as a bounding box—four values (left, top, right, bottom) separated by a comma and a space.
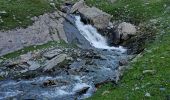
73, 83, 90, 95
70, 0, 112, 29
43, 54, 68, 71
43, 49, 62, 59
119, 59, 128, 66
43, 80, 57, 87
74, 87, 90, 95
27, 61, 40, 71
117, 22, 137, 40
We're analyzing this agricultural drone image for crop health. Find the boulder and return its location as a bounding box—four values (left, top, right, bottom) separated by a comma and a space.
27, 61, 40, 71
43, 54, 68, 71
117, 22, 137, 40
43, 49, 63, 59
70, 0, 112, 29
70, 0, 86, 13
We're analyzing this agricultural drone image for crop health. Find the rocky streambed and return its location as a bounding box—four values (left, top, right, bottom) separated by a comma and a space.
0, 0, 148, 99
0, 45, 131, 99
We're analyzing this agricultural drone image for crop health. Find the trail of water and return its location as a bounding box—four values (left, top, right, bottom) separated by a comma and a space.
75, 16, 126, 53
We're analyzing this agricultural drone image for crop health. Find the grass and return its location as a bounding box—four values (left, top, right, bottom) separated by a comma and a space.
86, 0, 169, 24
0, 40, 69, 60
0, 0, 53, 30
86, 0, 170, 99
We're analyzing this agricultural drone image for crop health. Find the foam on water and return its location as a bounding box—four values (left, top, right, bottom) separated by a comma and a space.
75, 16, 126, 53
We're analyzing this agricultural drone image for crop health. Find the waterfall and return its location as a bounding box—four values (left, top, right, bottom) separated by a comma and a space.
75, 16, 126, 52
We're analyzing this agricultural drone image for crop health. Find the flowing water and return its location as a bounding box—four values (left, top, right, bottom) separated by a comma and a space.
75, 16, 126, 53
0, 15, 127, 100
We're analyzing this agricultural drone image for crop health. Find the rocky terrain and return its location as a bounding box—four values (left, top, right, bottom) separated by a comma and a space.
0, 0, 169, 99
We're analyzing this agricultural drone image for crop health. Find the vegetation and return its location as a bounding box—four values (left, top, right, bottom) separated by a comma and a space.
0, 0, 169, 99
0, 0, 53, 30
86, 0, 170, 99
0, 40, 68, 59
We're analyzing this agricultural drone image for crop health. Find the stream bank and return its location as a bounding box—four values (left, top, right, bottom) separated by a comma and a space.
0, 0, 161, 99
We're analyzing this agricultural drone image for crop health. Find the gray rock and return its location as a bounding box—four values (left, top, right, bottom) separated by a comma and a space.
0, 11, 68, 56
43, 54, 68, 71
70, 0, 86, 13
43, 49, 62, 59
70, 0, 112, 29
27, 61, 40, 71
117, 22, 137, 40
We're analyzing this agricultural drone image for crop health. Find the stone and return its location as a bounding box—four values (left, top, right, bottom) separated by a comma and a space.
117, 22, 137, 40
119, 59, 128, 66
70, 0, 112, 29
70, 0, 86, 13
43, 54, 68, 71
27, 61, 40, 71
107, 0, 117, 3
0, 59, 3, 63
79, 7, 112, 29
43, 80, 57, 87
145, 92, 151, 97
43, 49, 62, 59
0, 11, 7, 17
0, 11, 68, 56
143, 70, 156, 74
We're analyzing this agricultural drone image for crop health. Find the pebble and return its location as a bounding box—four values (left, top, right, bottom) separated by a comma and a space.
145, 92, 151, 97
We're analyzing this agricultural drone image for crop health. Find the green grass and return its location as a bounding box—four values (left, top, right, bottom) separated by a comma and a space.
87, 0, 170, 99
0, 0, 53, 30
86, 0, 169, 24
0, 40, 69, 59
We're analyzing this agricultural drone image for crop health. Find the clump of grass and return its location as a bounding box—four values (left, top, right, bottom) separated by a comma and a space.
0, 0, 53, 30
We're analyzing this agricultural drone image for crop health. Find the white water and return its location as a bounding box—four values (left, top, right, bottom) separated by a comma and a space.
75, 16, 126, 53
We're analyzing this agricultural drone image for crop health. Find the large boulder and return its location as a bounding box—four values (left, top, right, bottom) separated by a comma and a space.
70, 0, 112, 29
117, 22, 137, 40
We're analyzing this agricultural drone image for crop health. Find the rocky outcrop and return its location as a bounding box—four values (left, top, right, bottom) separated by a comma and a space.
0, 11, 68, 56
43, 54, 68, 71
117, 22, 137, 40
70, 0, 112, 29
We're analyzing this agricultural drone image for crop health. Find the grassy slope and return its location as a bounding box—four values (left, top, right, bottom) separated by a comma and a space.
0, 0, 53, 30
86, 0, 170, 99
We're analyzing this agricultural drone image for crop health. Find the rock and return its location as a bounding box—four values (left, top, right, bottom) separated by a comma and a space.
119, 59, 128, 66
70, 0, 112, 29
43, 49, 62, 59
43, 54, 68, 71
70, 0, 86, 13
107, 0, 117, 3
0, 11, 7, 17
0, 59, 3, 63
0, 11, 68, 56
145, 92, 151, 97
43, 80, 57, 87
27, 61, 40, 71
117, 22, 137, 40
79, 7, 112, 29
73, 83, 90, 95
102, 90, 110, 95
60, 5, 71, 13
143, 70, 156, 74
